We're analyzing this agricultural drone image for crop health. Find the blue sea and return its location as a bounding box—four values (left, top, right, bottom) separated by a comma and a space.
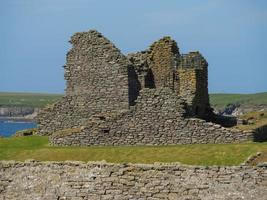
0, 118, 36, 137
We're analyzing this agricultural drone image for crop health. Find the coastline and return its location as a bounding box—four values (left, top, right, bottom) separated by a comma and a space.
0, 116, 35, 122
0, 106, 39, 121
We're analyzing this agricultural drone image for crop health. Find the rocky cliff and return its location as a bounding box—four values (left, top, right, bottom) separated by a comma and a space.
0, 106, 39, 119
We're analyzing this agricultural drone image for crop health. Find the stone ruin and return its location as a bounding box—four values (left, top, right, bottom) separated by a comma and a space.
36, 30, 254, 145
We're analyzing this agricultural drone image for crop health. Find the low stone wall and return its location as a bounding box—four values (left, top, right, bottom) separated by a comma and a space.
0, 161, 266, 200
51, 118, 253, 146
50, 89, 253, 146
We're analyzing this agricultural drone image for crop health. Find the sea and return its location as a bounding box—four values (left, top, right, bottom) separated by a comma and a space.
0, 118, 36, 137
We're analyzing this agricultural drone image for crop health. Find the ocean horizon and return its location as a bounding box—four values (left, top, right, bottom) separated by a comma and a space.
0, 118, 36, 137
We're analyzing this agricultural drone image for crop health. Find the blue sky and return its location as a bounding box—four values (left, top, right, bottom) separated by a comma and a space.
0, 0, 266, 94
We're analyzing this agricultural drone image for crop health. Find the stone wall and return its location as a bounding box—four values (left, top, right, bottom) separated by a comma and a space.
37, 30, 246, 145
254, 124, 267, 142
36, 30, 135, 135
1, 161, 266, 200
50, 88, 253, 146
127, 41, 210, 118
65, 30, 130, 100
146, 37, 180, 90
177, 52, 210, 117
127, 51, 152, 89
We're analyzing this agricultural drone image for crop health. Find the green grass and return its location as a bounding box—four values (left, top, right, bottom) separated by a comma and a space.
1, 92, 267, 109
0, 92, 62, 107
209, 92, 267, 110
237, 111, 267, 130
0, 136, 266, 166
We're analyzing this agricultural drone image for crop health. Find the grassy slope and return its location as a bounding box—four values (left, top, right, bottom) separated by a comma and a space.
237, 111, 267, 130
209, 92, 267, 110
0, 92, 62, 107
1, 92, 267, 109
0, 136, 266, 166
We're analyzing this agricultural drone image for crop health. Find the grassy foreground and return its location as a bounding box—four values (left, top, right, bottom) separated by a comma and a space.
0, 136, 266, 166
237, 111, 267, 130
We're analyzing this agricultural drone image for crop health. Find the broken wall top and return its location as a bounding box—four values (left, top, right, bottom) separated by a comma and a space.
64, 30, 131, 110
178, 52, 208, 69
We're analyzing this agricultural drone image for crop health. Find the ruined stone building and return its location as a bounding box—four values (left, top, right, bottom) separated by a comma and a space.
36, 30, 253, 145
127, 37, 210, 118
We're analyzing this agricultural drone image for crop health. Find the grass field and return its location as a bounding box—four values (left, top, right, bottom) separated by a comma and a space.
0, 92, 62, 107
1, 92, 266, 165
0, 136, 266, 166
1, 92, 267, 109
236, 111, 267, 130
209, 92, 267, 110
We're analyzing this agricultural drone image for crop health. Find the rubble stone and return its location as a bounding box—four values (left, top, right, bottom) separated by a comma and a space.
36, 30, 253, 145
0, 161, 266, 200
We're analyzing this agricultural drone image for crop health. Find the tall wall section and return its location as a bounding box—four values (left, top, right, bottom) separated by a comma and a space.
65, 30, 130, 106
177, 52, 210, 117
1, 161, 266, 200
50, 88, 253, 146
146, 37, 180, 90
36, 30, 134, 135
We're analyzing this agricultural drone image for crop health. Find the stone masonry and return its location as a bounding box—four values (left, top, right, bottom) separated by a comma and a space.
37, 31, 136, 135
36, 30, 255, 145
51, 88, 252, 146
1, 161, 266, 200
128, 38, 210, 118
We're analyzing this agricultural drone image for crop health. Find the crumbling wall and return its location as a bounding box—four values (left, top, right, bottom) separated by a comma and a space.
147, 37, 180, 90
37, 30, 238, 144
50, 88, 186, 146
65, 30, 129, 100
127, 51, 153, 89
128, 41, 210, 118
1, 161, 266, 200
177, 52, 210, 117
36, 30, 135, 135
50, 88, 253, 146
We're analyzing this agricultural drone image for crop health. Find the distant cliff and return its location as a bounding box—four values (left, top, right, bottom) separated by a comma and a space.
0, 92, 61, 119
213, 104, 267, 116
0, 106, 40, 119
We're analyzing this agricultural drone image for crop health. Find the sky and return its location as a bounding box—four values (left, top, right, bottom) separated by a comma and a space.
0, 0, 266, 94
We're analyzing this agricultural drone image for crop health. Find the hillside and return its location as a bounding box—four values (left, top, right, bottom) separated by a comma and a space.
0, 92, 267, 110
0, 92, 62, 108
209, 92, 267, 114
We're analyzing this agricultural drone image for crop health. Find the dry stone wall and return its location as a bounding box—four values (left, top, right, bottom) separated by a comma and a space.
146, 37, 180, 90
65, 30, 130, 99
36, 30, 135, 135
37, 30, 252, 146
50, 88, 253, 146
1, 161, 266, 200
127, 51, 151, 89
127, 41, 211, 118
177, 52, 210, 117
